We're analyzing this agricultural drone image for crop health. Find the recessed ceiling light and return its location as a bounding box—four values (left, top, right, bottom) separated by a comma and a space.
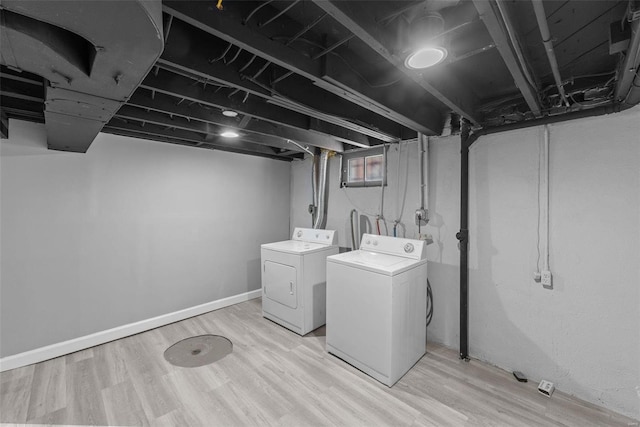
222, 110, 238, 117
405, 47, 447, 69
220, 130, 240, 138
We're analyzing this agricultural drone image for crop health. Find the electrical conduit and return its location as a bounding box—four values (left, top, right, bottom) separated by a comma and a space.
531, 0, 569, 106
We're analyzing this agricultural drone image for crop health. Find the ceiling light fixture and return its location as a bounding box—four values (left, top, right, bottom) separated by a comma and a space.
404, 11, 448, 70
220, 130, 240, 138
405, 46, 448, 69
222, 110, 238, 117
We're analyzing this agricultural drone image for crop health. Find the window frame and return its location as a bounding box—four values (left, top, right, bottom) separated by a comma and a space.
339, 145, 387, 188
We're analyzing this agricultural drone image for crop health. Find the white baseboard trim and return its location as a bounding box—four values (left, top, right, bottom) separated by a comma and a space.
0, 289, 262, 372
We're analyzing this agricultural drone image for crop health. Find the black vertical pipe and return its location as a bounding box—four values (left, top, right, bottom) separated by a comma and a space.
457, 121, 471, 360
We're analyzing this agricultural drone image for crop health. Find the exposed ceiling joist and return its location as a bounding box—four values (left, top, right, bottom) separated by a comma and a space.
1, 110, 8, 139
106, 118, 299, 160
0, 96, 43, 121
159, 12, 403, 142
473, 0, 542, 116
0, 71, 42, 86
311, 0, 481, 125
0, 90, 42, 103
162, 1, 440, 135
140, 70, 365, 148
114, 105, 305, 153
126, 90, 343, 152
157, 51, 397, 142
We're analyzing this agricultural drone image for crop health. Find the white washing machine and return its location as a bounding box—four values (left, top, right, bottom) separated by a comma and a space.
326, 234, 427, 386
261, 227, 338, 335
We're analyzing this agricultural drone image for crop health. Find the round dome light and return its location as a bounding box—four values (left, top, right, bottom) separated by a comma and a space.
222, 110, 238, 117
405, 47, 447, 69
220, 130, 239, 138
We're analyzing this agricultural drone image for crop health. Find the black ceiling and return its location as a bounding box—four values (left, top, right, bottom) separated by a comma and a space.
1, 0, 638, 160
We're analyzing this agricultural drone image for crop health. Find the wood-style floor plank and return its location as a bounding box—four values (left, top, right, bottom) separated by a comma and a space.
25, 357, 66, 421
0, 298, 638, 426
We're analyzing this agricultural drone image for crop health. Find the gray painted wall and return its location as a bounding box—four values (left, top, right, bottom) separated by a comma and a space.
290, 106, 640, 419
1, 120, 291, 357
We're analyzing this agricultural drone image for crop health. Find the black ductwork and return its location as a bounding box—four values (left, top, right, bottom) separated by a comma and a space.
0, 0, 164, 152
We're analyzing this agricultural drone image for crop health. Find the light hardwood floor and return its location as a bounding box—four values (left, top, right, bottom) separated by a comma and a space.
1, 298, 637, 426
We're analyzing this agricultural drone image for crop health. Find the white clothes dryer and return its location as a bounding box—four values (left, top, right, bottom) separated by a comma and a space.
261, 227, 338, 335
326, 234, 427, 386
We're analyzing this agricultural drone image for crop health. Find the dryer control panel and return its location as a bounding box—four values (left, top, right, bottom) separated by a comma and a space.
359, 234, 426, 260
292, 227, 338, 245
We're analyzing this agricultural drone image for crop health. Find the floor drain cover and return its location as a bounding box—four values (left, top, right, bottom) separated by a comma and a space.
164, 335, 232, 368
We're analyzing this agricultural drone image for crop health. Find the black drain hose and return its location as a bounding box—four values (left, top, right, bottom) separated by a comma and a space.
426, 279, 433, 326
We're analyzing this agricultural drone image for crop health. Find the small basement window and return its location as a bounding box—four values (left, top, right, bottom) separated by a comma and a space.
340, 146, 386, 188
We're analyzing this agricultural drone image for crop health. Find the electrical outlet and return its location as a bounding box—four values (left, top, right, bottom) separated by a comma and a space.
541, 270, 552, 287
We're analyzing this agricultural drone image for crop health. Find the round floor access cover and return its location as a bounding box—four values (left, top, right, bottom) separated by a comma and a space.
163, 335, 232, 368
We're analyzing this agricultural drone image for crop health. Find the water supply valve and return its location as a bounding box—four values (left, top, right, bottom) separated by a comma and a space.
415, 208, 428, 226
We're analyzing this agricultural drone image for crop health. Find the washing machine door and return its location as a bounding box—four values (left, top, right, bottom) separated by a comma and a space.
263, 261, 298, 309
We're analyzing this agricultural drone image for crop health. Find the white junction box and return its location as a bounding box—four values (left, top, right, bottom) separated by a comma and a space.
541, 270, 553, 287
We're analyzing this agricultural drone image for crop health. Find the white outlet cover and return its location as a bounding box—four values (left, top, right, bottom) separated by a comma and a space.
538, 380, 555, 397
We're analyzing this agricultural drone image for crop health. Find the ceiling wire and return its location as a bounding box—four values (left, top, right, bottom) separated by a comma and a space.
209, 43, 233, 63
286, 13, 328, 46
239, 54, 257, 72
225, 47, 243, 65
243, 0, 274, 25
271, 36, 401, 88
252, 59, 272, 79
259, 0, 301, 28
377, 1, 424, 25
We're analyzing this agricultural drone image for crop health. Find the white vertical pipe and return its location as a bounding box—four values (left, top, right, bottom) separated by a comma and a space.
541, 125, 550, 270
379, 144, 387, 218
425, 135, 430, 214
311, 155, 318, 227
418, 133, 425, 210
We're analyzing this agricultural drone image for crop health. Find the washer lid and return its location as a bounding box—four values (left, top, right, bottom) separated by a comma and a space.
261, 240, 336, 255
327, 250, 426, 276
